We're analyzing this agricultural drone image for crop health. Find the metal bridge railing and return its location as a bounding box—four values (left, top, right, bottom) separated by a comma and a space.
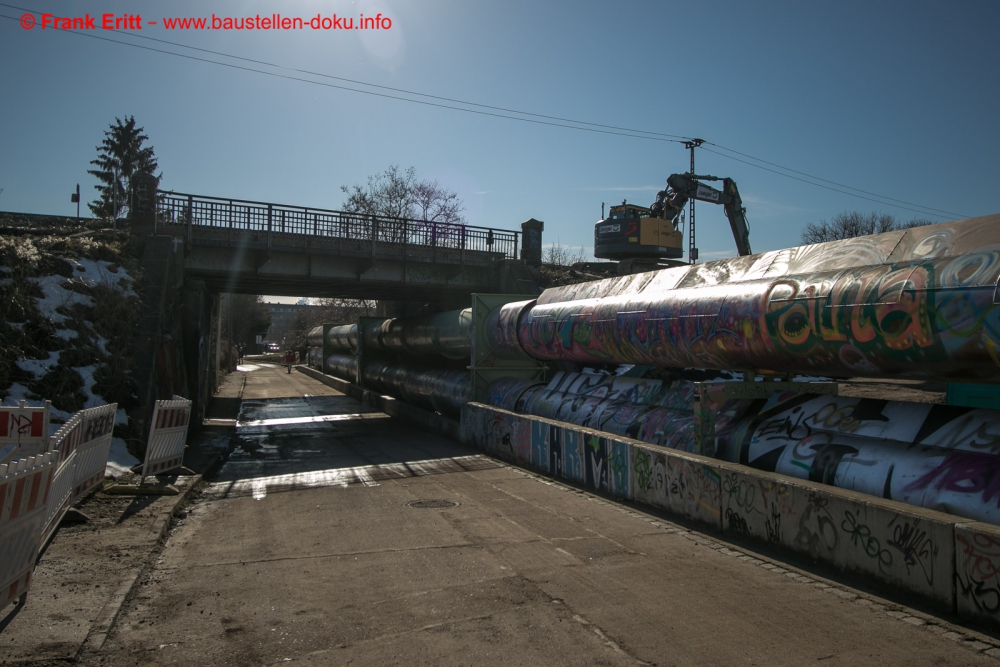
155, 192, 519, 260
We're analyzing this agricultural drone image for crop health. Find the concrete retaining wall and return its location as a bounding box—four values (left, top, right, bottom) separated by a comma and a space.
461, 401, 1000, 627
955, 522, 1000, 626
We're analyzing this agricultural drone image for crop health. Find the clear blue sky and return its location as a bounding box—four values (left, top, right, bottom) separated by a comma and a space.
1, 0, 997, 263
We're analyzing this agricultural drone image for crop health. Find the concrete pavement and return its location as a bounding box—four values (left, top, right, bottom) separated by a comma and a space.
83, 364, 1000, 666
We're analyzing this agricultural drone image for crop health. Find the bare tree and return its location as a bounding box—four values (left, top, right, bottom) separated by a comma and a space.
801, 211, 935, 244
283, 298, 377, 353
544, 241, 588, 266
223, 295, 271, 348
341, 165, 467, 244
411, 180, 465, 224
313, 298, 377, 324
341, 165, 416, 219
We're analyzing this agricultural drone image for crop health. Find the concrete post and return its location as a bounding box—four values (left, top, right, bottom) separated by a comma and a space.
520, 218, 544, 266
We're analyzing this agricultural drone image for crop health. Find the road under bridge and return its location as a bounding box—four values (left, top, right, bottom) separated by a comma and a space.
89, 366, 1000, 666
129, 191, 543, 446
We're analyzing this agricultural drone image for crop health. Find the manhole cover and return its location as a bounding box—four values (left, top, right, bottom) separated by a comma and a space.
406, 499, 459, 509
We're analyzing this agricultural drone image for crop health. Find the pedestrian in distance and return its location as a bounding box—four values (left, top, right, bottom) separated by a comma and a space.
284, 350, 294, 373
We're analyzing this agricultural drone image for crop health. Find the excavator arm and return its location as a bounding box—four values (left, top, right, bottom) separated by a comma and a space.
663, 173, 752, 256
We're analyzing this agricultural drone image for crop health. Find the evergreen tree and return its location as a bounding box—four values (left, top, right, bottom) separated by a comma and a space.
87, 116, 159, 220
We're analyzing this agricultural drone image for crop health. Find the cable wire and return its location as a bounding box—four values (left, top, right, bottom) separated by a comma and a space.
1, 5, 970, 219
699, 147, 957, 219
0, 13, 689, 145
705, 141, 968, 218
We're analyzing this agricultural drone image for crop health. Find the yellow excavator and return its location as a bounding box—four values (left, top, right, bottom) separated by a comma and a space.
594, 173, 752, 261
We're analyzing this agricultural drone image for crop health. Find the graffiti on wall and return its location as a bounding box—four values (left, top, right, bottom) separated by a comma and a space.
631, 445, 720, 525
956, 529, 1000, 618
714, 391, 1000, 525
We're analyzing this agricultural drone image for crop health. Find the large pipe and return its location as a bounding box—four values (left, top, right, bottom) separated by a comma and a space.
325, 353, 359, 383
306, 326, 325, 348
366, 309, 471, 360
323, 353, 470, 418
713, 391, 1000, 524
323, 310, 471, 360
488, 371, 1000, 525
326, 324, 358, 352
490, 216, 1000, 383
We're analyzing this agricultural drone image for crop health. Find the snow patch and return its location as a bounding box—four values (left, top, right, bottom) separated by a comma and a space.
16, 350, 60, 377
105, 437, 140, 477
55, 327, 79, 340
65, 256, 135, 296
31, 274, 93, 325
1, 383, 32, 406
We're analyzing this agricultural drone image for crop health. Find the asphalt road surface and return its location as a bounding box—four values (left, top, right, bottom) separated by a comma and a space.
95, 365, 997, 666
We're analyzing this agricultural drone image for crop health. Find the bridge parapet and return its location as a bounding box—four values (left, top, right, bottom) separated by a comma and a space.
156, 192, 519, 266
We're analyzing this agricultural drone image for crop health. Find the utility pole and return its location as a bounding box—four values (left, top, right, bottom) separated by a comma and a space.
683, 138, 704, 264
71, 184, 80, 224
112, 165, 118, 233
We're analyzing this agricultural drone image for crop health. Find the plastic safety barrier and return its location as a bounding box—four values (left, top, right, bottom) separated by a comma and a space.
70, 404, 117, 502
0, 401, 50, 464
40, 413, 84, 548
0, 452, 55, 610
141, 397, 192, 480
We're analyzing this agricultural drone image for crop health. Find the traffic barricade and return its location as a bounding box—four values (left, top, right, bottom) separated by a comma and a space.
40, 413, 83, 549
70, 403, 117, 502
140, 397, 192, 481
0, 452, 55, 610
0, 401, 51, 464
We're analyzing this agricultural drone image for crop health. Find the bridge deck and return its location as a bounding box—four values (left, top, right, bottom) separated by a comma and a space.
156, 192, 526, 300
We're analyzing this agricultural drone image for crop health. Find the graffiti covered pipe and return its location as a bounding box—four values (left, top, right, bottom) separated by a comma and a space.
488, 251, 1000, 382
489, 371, 1000, 525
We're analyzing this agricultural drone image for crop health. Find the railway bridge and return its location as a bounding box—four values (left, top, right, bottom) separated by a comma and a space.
152, 192, 542, 301
132, 191, 543, 440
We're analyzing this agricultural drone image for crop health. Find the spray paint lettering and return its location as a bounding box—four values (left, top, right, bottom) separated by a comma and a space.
842, 510, 893, 572
634, 448, 653, 491
956, 532, 1000, 615
904, 451, 1000, 508
794, 493, 838, 558
886, 516, 936, 585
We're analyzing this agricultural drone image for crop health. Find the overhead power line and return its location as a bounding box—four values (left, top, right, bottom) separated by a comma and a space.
0, 12, 686, 145
704, 142, 969, 218
0, 3, 691, 142
0, 6, 969, 219
698, 147, 965, 219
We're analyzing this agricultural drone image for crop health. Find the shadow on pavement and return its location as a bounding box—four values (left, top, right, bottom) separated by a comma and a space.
205, 394, 497, 500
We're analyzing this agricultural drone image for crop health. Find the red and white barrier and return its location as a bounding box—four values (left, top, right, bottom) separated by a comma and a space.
71, 403, 117, 502
40, 414, 83, 548
0, 452, 55, 609
141, 397, 192, 480
0, 401, 50, 464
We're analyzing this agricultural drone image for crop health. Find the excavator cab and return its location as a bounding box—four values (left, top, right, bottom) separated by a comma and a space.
594, 201, 684, 260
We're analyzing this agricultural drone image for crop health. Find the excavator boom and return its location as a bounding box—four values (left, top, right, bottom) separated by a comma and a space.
666, 174, 752, 256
